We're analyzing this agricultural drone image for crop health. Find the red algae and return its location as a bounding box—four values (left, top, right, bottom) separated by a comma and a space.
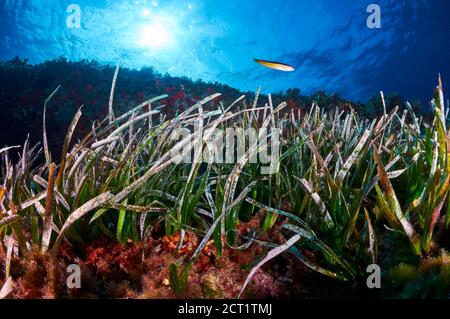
0, 228, 295, 299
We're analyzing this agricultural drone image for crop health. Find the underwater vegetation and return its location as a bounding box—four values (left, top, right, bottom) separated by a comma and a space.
1, 60, 450, 299
0, 58, 413, 159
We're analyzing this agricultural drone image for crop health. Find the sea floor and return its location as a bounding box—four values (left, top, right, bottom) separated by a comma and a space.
0, 214, 309, 299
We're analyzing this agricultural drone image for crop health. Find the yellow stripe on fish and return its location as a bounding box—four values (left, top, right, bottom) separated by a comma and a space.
253, 58, 295, 72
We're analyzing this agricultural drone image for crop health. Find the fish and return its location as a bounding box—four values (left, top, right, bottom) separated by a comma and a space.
253, 58, 295, 72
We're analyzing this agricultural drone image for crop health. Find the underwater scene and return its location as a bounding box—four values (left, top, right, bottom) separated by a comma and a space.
1, 0, 450, 301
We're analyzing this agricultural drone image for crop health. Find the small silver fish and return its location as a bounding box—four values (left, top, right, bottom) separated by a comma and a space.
254, 58, 295, 72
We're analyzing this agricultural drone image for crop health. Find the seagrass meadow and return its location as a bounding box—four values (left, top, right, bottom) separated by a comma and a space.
1, 72, 450, 299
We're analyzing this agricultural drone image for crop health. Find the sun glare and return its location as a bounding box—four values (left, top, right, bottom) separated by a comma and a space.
137, 21, 171, 49
141, 8, 151, 17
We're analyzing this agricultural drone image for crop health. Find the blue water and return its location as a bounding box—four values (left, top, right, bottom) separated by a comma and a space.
1, 0, 450, 103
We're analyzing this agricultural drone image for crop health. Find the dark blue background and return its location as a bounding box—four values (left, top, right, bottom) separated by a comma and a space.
1, 0, 449, 104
